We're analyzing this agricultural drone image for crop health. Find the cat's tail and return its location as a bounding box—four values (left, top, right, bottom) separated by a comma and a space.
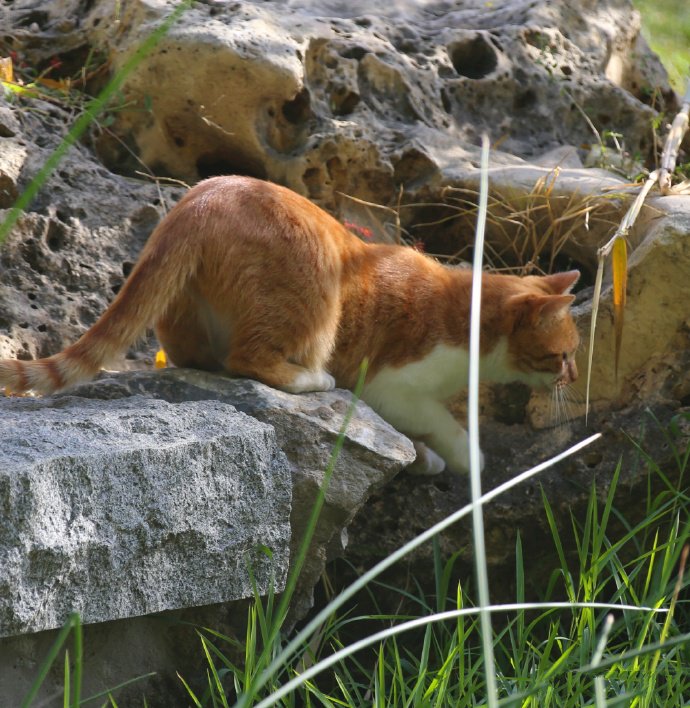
0, 191, 202, 395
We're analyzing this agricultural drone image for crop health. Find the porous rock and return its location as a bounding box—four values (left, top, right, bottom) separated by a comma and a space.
82, 0, 672, 203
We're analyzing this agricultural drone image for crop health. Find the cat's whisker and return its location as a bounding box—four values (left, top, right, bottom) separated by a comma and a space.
549, 381, 580, 428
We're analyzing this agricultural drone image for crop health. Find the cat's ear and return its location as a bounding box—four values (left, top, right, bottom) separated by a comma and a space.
542, 270, 580, 294
538, 293, 576, 319
510, 293, 576, 327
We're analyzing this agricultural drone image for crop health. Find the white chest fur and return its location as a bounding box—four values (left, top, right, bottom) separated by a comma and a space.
359, 339, 515, 474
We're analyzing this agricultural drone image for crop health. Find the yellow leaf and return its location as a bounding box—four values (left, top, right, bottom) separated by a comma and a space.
612, 237, 627, 380
155, 349, 167, 369
0, 56, 13, 83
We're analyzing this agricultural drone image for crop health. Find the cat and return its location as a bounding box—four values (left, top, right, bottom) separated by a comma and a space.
0, 175, 580, 474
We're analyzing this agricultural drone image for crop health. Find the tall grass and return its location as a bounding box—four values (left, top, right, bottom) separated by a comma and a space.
181, 419, 688, 706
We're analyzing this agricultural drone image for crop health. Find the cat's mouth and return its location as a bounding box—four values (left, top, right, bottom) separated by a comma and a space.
556, 359, 578, 387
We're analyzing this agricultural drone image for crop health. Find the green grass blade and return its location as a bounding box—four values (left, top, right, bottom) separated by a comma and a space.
21, 613, 79, 708
79, 673, 157, 705
72, 613, 82, 708
585, 253, 605, 423
177, 671, 204, 707
63, 648, 70, 708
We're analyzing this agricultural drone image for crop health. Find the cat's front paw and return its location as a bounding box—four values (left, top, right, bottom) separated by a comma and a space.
406, 441, 447, 476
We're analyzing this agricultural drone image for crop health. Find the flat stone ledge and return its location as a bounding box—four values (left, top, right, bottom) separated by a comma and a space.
0, 395, 291, 638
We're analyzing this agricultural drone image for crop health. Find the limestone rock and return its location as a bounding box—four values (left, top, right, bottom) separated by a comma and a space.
0, 97, 182, 368
0, 395, 291, 638
79, 0, 672, 208
572, 195, 690, 411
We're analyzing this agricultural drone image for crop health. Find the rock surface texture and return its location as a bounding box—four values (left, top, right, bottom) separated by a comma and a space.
0, 395, 291, 638
0, 0, 688, 704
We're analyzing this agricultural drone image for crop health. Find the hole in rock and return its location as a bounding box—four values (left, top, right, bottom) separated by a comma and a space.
17, 10, 48, 28
448, 35, 498, 79
441, 87, 452, 113
433, 479, 451, 493
340, 46, 368, 61
584, 452, 603, 468
282, 88, 312, 125
39, 44, 98, 82
331, 87, 360, 116
45, 221, 67, 252
514, 89, 537, 110
302, 167, 323, 197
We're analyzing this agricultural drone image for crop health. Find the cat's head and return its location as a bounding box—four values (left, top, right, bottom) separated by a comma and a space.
506, 270, 580, 389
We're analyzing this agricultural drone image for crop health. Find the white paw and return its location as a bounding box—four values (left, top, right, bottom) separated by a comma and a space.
406, 442, 447, 476
318, 371, 336, 391
286, 369, 335, 393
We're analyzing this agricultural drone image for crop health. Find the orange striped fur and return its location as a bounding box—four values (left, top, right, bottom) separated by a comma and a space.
0, 176, 580, 472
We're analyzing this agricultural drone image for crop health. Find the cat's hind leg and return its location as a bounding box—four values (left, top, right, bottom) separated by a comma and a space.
226, 346, 335, 393
220, 281, 340, 393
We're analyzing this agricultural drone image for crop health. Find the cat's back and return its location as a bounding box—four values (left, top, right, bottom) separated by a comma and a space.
177, 175, 355, 251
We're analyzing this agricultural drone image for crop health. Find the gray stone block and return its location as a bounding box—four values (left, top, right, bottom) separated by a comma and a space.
0, 395, 291, 638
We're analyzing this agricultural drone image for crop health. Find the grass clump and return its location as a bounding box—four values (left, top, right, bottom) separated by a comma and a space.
180, 418, 689, 706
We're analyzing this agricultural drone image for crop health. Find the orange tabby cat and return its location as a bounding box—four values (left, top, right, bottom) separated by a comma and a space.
0, 176, 579, 473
